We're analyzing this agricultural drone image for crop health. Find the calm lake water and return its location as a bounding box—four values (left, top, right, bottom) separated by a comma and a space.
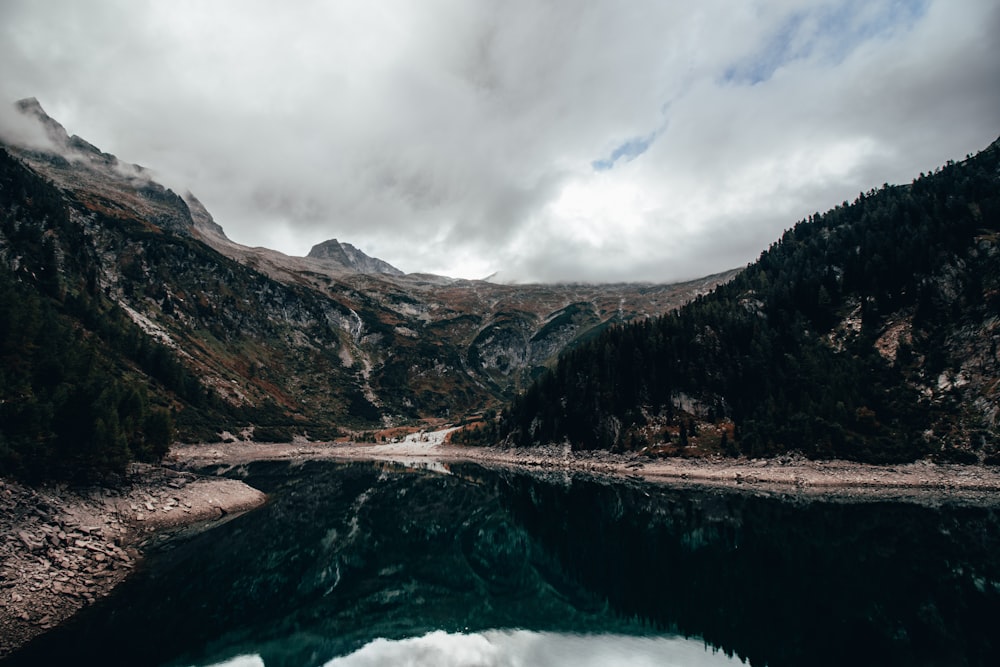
3, 460, 1000, 667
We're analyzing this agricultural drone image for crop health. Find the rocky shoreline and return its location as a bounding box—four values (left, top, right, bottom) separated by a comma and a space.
170, 438, 1000, 504
0, 464, 265, 659
457, 444, 1000, 502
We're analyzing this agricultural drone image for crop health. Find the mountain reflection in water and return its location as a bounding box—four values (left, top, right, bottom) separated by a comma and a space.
3, 460, 998, 667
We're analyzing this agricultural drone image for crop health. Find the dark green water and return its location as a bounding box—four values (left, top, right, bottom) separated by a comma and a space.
3, 460, 999, 667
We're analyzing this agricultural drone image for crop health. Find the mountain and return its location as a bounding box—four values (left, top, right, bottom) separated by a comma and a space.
10, 98, 197, 235
306, 239, 404, 276
0, 99, 731, 480
497, 137, 1000, 464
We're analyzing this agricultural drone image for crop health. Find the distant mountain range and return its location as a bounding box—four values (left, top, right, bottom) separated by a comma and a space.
497, 135, 1000, 464
0, 99, 732, 479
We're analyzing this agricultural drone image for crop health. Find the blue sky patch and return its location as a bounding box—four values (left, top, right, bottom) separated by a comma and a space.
723, 12, 808, 86
723, 0, 929, 86
592, 132, 658, 171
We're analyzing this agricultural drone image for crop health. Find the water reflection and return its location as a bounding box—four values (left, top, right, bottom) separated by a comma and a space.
203, 658, 264, 667
200, 631, 743, 667
2, 460, 998, 667
493, 468, 1000, 667
322, 630, 743, 666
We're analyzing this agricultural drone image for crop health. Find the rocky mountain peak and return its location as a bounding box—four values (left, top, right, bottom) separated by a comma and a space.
13, 98, 119, 167
307, 239, 404, 276
4, 99, 195, 235
14, 97, 71, 148
184, 192, 229, 240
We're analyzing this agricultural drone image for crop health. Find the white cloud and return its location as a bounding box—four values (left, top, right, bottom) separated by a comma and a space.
1, 0, 997, 282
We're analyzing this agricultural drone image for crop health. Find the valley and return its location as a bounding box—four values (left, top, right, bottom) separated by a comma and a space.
0, 99, 734, 481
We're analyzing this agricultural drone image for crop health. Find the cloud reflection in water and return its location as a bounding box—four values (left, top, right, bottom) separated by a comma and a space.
322, 630, 745, 667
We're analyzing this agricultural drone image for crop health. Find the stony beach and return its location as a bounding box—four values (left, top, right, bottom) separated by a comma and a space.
0, 465, 265, 658
172, 436, 1000, 503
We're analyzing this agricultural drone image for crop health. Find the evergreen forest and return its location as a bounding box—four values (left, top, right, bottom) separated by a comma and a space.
0, 148, 190, 480
498, 138, 1000, 464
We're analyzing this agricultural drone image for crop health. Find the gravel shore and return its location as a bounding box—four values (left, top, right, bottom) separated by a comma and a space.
0, 465, 265, 659
171, 437, 1000, 504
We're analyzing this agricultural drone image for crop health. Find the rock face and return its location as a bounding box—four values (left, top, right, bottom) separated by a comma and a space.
184, 191, 229, 240
307, 239, 405, 276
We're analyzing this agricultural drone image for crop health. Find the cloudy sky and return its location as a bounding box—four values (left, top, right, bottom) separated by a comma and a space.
1, 0, 998, 283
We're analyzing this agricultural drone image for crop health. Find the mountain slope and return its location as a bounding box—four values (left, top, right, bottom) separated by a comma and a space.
0, 99, 730, 479
499, 138, 1000, 464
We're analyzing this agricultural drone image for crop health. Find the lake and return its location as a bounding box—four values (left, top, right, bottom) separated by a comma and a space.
3, 460, 999, 667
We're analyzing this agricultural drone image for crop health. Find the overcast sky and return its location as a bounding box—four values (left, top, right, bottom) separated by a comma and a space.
1, 0, 998, 283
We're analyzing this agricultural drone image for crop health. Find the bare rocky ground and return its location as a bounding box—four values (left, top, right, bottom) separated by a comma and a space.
170, 437, 1000, 505
0, 464, 265, 659
461, 445, 1000, 505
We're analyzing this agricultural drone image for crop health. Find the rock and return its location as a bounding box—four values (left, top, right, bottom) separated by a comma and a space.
18, 531, 43, 552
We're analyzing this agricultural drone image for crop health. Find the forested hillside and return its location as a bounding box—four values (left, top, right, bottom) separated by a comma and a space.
0, 149, 182, 480
0, 144, 365, 480
499, 138, 1000, 464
